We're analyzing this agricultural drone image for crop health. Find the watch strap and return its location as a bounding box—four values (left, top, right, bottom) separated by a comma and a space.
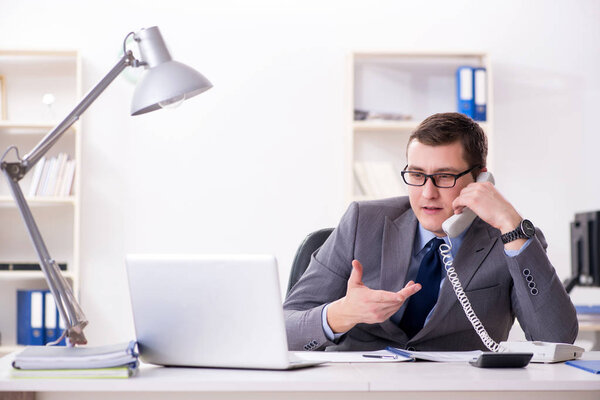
501, 220, 534, 244
501, 228, 524, 244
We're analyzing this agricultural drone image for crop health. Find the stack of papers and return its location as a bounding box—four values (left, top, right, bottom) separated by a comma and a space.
293, 348, 483, 363
11, 365, 136, 379
11, 341, 138, 379
293, 350, 412, 363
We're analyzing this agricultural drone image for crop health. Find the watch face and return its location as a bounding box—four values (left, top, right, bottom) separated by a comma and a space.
521, 219, 535, 237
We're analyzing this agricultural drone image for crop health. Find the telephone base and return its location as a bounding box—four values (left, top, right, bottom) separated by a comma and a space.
470, 352, 532, 368
498, 341, 584, 363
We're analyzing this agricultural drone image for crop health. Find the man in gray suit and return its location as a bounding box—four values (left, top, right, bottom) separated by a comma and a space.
284, 112, 578, 351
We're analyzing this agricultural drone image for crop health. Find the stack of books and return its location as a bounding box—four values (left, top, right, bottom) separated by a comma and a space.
11, 341, 139, 379
354, 161, 406, 199
28, 153, 76, 197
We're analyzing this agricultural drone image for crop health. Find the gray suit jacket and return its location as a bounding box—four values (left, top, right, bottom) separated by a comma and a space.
284, 197, 578, 351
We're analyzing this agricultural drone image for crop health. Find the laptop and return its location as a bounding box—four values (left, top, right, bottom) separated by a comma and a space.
125, 254, 322, 370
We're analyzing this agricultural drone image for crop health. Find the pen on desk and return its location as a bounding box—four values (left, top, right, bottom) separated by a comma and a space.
362, 354, 398, 359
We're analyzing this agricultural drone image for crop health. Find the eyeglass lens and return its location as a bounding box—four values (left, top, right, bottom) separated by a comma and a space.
403, 172, 456, 188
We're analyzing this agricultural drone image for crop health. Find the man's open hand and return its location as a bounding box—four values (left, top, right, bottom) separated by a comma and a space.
327, 260, 421, 333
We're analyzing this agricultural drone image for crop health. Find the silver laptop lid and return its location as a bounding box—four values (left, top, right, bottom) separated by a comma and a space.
126, 254, 292, 369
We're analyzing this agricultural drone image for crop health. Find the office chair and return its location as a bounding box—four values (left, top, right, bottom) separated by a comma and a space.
286, 228, 334, 297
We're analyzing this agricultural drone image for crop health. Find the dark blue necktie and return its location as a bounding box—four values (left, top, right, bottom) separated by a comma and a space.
400, 238, 444, 338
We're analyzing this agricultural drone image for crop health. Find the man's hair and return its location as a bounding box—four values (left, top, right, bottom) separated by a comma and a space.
407, 112, 488, 171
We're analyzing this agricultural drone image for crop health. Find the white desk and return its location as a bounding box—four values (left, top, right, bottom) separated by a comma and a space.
1, 352, 599, 400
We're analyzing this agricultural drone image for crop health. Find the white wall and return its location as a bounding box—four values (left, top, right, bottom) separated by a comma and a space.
0, 0, 598, 345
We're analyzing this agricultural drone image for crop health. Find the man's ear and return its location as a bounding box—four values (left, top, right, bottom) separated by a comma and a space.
473, 166, 487, 180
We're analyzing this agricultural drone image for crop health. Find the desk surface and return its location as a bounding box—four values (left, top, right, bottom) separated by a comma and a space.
1, 352, 599, 399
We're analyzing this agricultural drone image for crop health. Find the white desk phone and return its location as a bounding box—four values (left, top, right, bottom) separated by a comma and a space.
440, 172, 583, 367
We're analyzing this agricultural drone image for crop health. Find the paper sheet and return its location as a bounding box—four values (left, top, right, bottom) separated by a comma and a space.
293, 350, 412, 363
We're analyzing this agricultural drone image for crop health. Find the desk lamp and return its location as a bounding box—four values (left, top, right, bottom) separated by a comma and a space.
0, 26, 212, 346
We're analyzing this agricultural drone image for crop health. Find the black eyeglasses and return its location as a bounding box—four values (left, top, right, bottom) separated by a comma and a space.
400, 165, 481, 188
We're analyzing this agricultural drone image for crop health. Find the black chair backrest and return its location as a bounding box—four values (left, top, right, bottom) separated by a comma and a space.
286, 228, 334, 297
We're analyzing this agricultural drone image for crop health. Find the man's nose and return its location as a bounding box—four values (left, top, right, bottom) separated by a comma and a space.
422, 177, 439, 198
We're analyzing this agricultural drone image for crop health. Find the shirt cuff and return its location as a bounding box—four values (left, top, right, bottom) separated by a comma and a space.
504, 237, 533, 257
322, 303, 347, 341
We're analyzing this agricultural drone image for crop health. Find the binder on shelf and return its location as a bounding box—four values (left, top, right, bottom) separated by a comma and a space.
473, 67, 487, 121
44, 291, 61, 345
17, 290, 45, 346
56, 308, 67, 346
456, 66, 474, 118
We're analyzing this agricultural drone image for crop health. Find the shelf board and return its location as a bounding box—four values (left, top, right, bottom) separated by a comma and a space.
0, 270, 74, 280
353, 120, 419, 132
353, 51, 488, 68
0, 120, 76, 134
353, 120, 488, 133
0, 49, 78, 58
353, 50, 488, 59
0, 196, 76, 206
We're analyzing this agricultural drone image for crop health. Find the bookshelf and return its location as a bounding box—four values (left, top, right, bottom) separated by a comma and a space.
347, 51, 493, 203
0, 50, 81, 355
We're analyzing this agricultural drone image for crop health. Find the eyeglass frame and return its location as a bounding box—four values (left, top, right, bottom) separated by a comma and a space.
400, 165, 481, 188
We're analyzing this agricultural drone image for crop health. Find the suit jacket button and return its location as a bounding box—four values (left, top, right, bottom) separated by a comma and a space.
407, 347, 415, 351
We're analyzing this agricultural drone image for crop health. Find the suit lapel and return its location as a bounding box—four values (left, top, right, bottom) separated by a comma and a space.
379, 211, 418, 292
410, 218, 498, 342
378, 210, 417, 339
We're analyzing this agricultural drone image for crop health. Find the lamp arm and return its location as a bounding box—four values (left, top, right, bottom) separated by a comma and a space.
0, 50, 139, 346
1, 171, 88, 344
22, 51, 136, 173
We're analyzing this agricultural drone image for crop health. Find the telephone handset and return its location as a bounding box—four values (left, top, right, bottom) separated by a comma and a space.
442, 171, 495, 238
438, 171, 584, 366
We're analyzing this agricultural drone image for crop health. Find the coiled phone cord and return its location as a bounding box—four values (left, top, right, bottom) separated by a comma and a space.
439, 240, 500, 352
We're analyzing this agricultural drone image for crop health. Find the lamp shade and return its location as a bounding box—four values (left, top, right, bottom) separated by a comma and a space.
130, 61, 212, 115
129, 26, 212, 116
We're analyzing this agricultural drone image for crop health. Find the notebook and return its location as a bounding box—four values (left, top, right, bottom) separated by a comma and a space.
125, 254, 322, 370
565, 360, 600, 374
